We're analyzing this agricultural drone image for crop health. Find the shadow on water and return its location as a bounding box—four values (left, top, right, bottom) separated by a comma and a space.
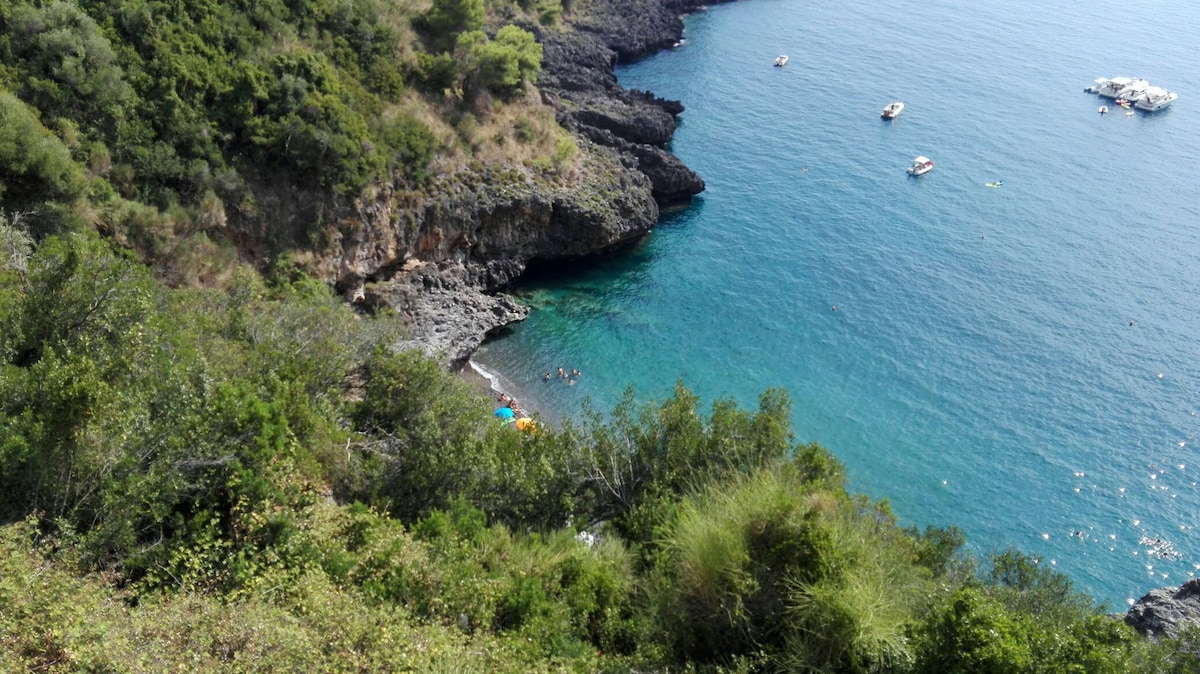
513, 197, 706, 294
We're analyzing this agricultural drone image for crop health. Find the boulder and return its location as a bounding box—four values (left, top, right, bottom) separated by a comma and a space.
1125, 578, 1200, 639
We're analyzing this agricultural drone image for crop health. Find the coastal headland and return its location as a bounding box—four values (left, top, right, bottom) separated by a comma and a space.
328, 0, 719, 370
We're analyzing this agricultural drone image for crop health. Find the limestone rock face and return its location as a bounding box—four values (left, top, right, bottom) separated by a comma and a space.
365, 260, 530, 370
311, 153, 657, 368
1125, 578, 1200, 639
536, 15, 707, 204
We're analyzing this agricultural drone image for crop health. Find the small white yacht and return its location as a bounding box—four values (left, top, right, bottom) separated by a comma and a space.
881, 102, 904, 119
907, 156, 934, 176
1133, 86, 1178, 111
774, 55, 788, 67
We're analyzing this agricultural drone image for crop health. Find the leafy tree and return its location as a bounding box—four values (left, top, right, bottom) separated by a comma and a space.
375, 111, 439, 181
0, 232, 155, 526
907, 523, 969, 578
564, 383, 831, 542
424, 0, 484, 47
0, 1, 135, 139
985, 547, 1095, 620
915, 587, 1035, 674
456, 25, 542, 101
0, 91, 87, 214
349, 347, 495, 521
234, 50, 385, 196
415, 51, 459, 93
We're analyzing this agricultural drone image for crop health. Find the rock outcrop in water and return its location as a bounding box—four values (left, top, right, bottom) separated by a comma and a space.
1125, 578, 1200, 639
321, 0, 717, 368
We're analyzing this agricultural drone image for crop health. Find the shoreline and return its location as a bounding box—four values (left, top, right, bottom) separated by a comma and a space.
458, 360, 501, 399
460, 358, 545, 422
445, 0, 728, 420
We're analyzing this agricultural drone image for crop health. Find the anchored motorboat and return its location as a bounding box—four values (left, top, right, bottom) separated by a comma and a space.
774, 55, 788, 67
881, 102, 904, 119
907, 156, 934, 176
1133, 86, 1179, 111
1086, 77, 1144, 99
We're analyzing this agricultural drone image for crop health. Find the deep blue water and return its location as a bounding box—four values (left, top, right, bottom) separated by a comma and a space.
472, 0, 1200, 606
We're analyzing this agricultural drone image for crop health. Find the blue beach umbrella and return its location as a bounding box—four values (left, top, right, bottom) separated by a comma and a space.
494, 406, 515, 421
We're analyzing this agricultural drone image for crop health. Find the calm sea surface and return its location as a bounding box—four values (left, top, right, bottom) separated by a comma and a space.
472, 0, 1200, 605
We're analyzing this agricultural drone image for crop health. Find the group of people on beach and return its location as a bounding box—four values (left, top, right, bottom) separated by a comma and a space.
544, 367, 581, 385
497, 393, 525, 416
491, 366, 582, 429
493, 394, 536, 431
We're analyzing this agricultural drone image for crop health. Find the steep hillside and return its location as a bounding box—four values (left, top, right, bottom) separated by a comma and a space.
0, 0, 709, 366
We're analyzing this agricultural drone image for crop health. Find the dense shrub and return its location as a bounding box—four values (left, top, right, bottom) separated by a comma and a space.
0, 233, 1196, 672
0, 90, 87, 215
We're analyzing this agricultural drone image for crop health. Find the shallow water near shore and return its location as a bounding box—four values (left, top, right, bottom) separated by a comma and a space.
473, 0, 1200, 605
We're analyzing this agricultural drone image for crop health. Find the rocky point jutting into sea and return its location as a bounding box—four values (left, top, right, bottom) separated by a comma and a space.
290, 0, 716, 369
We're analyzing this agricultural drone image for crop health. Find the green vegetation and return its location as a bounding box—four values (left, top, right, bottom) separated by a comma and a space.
0, 1, 1197, 671
1, 231, 1198, 671
0, 0, 553, 258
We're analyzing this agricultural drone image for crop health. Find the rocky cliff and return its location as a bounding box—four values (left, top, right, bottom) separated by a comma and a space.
1126, 578, 1200, 640
315, 0, 715, 368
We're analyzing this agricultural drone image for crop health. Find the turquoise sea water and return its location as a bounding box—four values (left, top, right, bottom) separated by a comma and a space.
472, 0, 1200, 605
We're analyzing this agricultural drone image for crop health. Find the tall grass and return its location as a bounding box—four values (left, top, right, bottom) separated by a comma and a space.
783, 506, 932, 672
656, 468, 934, 670
656, 467, 836, 662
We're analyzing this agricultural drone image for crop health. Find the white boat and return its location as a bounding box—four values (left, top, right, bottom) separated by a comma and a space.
1088, 76, 1146, 99
1117, 80, 1151, 103
907, 156, 934, 176
774, 55, 788, 67
1133, 86, 1178, 111
881, 102, 904, 119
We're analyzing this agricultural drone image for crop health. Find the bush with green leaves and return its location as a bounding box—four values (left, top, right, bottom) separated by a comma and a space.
0, 90, 87, 216
346, 347, 586, 528
0, 1, 135, 139
375, 111, 440, 181
422, 0, 485, 48
456, 25, 543, 102
0, 232, 155, 524
559, 384, 839, 546
910, 550, 1177, 674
